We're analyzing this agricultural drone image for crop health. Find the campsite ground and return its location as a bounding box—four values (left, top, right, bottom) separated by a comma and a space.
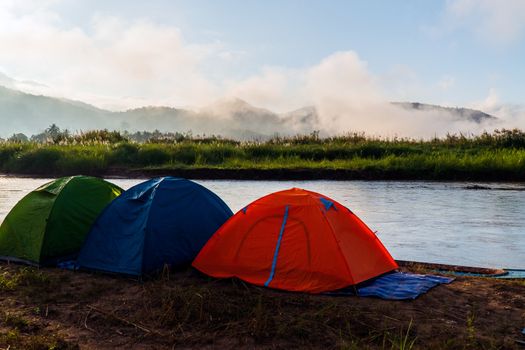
1, 263, 524, 349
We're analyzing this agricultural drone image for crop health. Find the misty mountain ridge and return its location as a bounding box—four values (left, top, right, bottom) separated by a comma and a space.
0, 85, 496, 139
392, 102, 496, 123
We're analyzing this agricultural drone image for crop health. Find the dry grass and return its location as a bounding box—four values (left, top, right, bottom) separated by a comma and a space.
0, 263, 524, 349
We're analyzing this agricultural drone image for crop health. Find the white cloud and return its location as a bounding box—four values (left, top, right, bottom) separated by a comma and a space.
444, 0, 525, 45
0, 3, 222, 109
217, 49, 248, 63
472, 88, 500, 111
469, 88, 525, 130
378, 64, 421, 101
0, 2, 519, 138
224, 66, 308, 113
304, 51, 383, 133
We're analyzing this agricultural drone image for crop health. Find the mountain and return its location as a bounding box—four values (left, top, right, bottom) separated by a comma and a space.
392, 102, 496, 123
0, 88, 313, 139
0, 72, 15, 87
0, 86, 112, 136
281, 106, 319, 134
0, 85, 497, 139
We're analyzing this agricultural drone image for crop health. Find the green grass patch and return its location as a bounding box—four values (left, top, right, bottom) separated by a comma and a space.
1, 129, 525, 180
0, 267, 69, 303
0, 329, 77, 350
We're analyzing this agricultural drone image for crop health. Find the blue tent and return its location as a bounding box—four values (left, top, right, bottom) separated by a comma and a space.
77, 177, 233, 275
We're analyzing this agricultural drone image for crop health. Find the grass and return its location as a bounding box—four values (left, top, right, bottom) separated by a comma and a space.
385, 320, 416, 350
0, 267, 51, 291
1, 264, 523, 349
0, 328, 76, 350
2, 312, 32, 332
0, 267, 77, 350
95, 276, 420, 348
0, 266, 69, 304
0, 129, 525, 180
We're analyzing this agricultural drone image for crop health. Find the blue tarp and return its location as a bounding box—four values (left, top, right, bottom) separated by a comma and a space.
327, 272, 454, 300
57, 260, 78, 271
77, 177, 233, 276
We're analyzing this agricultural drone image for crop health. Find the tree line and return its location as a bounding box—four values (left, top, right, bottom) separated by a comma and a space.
2, 124, 525, 149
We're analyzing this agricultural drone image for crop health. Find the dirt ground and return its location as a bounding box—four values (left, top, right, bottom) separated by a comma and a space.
0, 263, 524, 349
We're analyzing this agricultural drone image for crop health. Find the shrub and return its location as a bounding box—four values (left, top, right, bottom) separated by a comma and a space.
109, 143, 139, 165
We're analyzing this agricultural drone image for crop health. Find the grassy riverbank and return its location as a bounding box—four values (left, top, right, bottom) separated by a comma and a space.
1, 129, 525, 180
1, 263, 524, 349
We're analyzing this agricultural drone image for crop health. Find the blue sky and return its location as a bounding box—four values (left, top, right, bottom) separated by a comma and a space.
0, 0, 524, 113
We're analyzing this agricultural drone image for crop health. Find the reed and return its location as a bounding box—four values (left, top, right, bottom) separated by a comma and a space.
0, 129, 524, 180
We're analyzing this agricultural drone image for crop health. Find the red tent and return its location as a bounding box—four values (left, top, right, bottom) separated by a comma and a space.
193, 188, 398, 293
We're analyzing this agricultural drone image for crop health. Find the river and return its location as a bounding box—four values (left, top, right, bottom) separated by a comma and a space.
1, 177, 524, 269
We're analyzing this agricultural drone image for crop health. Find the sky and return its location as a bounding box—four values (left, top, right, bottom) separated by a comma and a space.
0, 0, 524, 127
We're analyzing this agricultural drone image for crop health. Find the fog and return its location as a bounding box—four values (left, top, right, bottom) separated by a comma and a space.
1, 1, 524, 139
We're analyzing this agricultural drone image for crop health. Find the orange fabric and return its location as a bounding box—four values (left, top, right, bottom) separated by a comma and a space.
192, 188, 398, 293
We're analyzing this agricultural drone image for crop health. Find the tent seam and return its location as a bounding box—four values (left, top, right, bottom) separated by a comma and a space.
264, 205, 289, 287
37, 175, 75, 263
318, 203, 355, 286
139, 179, 164, 275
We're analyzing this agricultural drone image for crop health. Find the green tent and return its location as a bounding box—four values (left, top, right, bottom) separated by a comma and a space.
0, 176, 122, 265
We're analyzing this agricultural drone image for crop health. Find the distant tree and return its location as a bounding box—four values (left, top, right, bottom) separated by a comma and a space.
29, 124, 68, 144
45, 124, 61, 139
30, 124, 71, 144
30, 132, 49, 143
7, 133, 29, 143
54, 128, 70, 144
75, 129, 128, 144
